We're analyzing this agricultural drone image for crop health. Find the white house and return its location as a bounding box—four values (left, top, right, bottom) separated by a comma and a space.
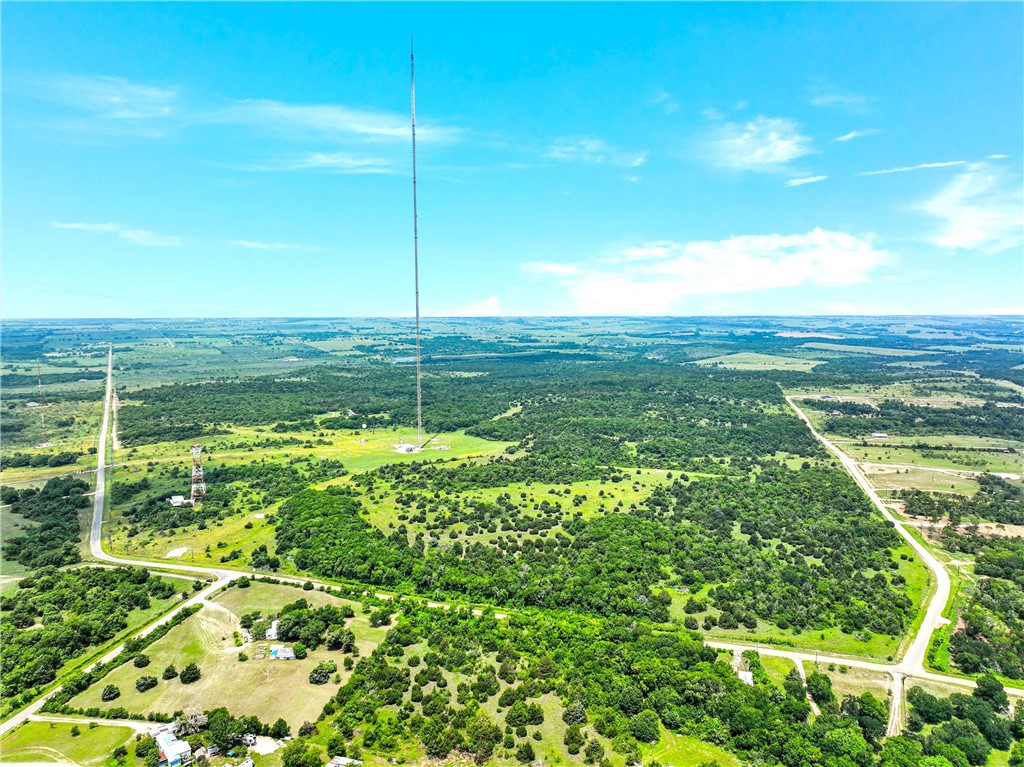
265, 619, 280, 641
154, 730, 193, 767
871, 432, 889, 440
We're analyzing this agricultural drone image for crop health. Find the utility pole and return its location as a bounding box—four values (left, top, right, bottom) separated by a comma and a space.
410, 35, 423, 450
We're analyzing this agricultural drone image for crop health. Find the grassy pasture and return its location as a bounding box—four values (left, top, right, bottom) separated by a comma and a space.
862, 465, 980, 496
693, 352, 823, 371
801, 343, 936, 357
0, 721, 139, 767
70, 583, 382, 728
843, 443, 1023, 474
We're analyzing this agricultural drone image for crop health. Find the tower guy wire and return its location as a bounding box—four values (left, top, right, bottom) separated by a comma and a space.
411, 35, 423, 450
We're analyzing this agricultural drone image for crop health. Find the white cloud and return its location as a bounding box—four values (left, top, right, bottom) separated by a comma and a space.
834, 128, 882, 142
785, 176, 828, 187
703, 116, 814, 172
230, 240, 306, 250
448, 295, 501, 317
649, 90, 678, 115
213, 99, 459, 144
922, 162, 1023, 253
988, 154, 1009, 160
53, 221, 181, 247
809, 87, 870, 114
523, 228, 891, 314
33, 75, 178, 120
859, 160, 966, 176
545, 137, 647, 168
246, 151, 397, 174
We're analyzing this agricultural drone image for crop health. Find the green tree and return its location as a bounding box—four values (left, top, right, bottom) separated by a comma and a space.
270, 718, 291, 739
179, 663, 201, 684
630, 710, 661, 743
515, 742, 535, 763
161, 665, 178, 680
101, 684, 120, 701
973, 673, 1009, 713
806, 672, 835, 705
281, 741, 322, 767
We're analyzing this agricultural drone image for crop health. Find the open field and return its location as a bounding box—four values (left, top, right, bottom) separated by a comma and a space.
693, 352, 824, 371
0, 721, 140, 766
801, 343, 937, 357
863, 465, 981, 495
803, 661, 892, 702
69, 582, 384, 728
842, 443, 1023, 474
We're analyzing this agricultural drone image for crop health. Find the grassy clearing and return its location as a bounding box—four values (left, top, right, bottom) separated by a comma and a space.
70, 583, 384, 728
759, 654, 796, 688
642, 727, 741, 767
801, 343, 935, 357
804, 661, 892, 702
693, 352, 823, 372
844, 443, 1022, 475
863, 465, 980, 496
0, 510, 38, 576
0, 720, 138, 766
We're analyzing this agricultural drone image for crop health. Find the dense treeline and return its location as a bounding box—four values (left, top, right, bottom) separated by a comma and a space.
906, 679, 1024, 764
277, 464, 913, 634
0, 451, 83, 471
1, 476, 90, 568
0, 567, 176, 701
823, 401, 1023, 440
899, 475, 1024, 525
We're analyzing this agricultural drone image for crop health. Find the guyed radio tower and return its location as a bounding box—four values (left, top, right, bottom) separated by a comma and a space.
36, 361, 49, 446
189, 443, 207, 503
410, 36, 424, 450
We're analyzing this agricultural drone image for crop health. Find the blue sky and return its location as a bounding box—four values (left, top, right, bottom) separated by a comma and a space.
3, 2, 1022, 318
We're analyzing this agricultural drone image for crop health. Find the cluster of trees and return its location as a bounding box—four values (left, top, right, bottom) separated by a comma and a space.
906, 679, 1024, 764
277, 463, 913, 635
314, 601, 990, 767
939, 531, 1024, 679
0, 450, 83, 471
1, 567, 176, 701
1, 476, 90, 568
114, 458, 345, 533
899, 475, 1024, 526
240, 595, 356, 651
823, 401, 1023, 441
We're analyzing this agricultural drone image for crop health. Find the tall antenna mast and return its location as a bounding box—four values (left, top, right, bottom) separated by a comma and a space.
410, 35, 423, 450
36, 361, 48, 446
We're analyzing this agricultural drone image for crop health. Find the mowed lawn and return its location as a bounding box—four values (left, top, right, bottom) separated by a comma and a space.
69, 584, 386, 729
0, 721, 138, 766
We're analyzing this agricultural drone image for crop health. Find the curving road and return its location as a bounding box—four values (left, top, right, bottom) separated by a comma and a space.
3, 355, 1021, 740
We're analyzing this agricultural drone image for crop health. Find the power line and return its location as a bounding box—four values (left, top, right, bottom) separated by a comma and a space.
411, 35, 423, 450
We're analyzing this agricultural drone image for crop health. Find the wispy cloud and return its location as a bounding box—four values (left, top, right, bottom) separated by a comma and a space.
702, 116, 814, 172
230, 240, 307, 251
211, 99, 459, 144
859, 160, 966, 177
988, 154, 1009, 160
32, 75, 178, 120
834, 128, 882, 143
785, 175, 828, 187
809, 86, 870, 114
649, 89, 679, 115
53, 221, 181, 247
522, 228, 891, 314
545, 137, 647, 168
922, 162, 1023, 253
243, 151, 397, 174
